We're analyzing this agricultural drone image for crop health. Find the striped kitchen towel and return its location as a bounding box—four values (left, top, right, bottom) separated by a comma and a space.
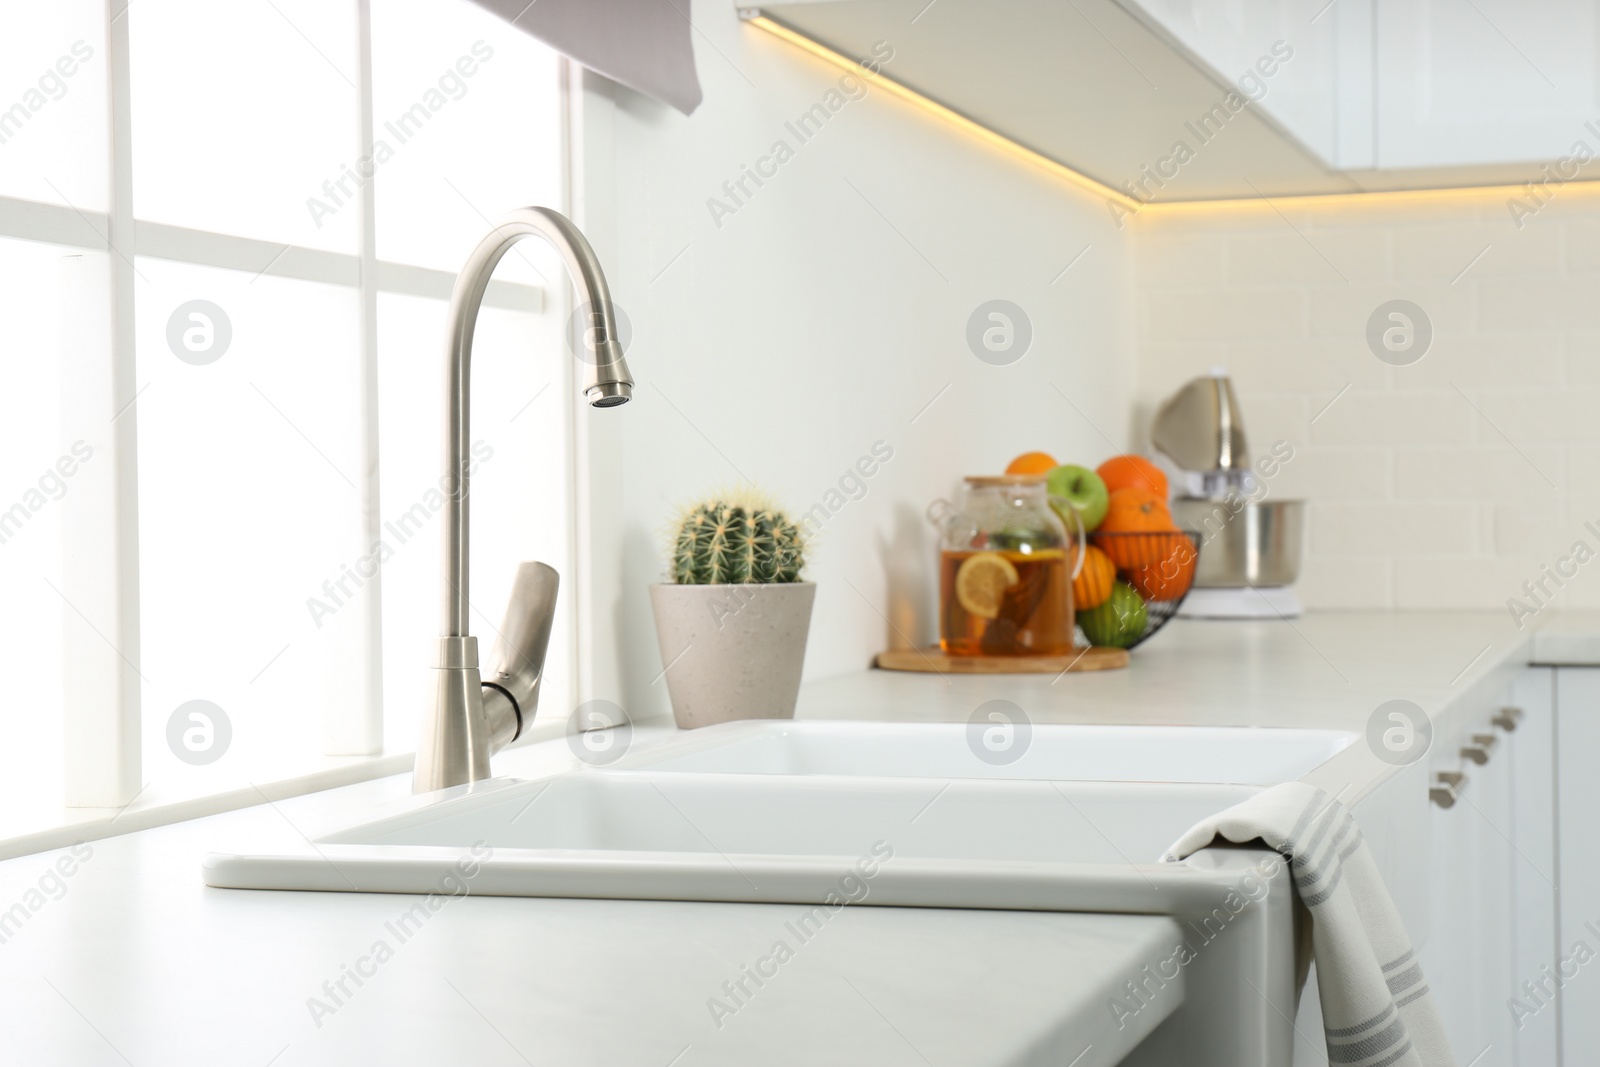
1163, 782, 1456, 1067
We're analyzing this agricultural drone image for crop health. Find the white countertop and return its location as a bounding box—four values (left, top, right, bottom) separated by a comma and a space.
1528, 611, 1600, 665
807, 611, 1549, 731
1, 744, 1182, 1067
808, 610, 1573, 806
4, 610, 1591, 1065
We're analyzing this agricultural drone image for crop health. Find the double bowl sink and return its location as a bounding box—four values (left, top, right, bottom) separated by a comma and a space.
205, 720, 1353, 902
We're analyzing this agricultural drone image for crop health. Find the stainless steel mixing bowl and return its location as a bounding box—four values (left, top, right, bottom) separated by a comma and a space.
1169, 498, 1304, 588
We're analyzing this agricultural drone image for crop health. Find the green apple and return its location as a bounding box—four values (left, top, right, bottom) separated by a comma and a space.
1047, 464, 1109, 532
1078, 581, 1148, 648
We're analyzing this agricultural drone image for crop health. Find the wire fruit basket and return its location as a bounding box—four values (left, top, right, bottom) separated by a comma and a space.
1077, 529, 1201, 650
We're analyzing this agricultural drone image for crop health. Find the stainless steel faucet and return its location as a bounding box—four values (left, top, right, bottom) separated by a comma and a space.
414, 207, 633, 793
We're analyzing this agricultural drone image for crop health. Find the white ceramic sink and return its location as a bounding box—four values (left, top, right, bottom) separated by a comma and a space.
335, 774, 1254, 865
205, 770, 1262, 903
614, 720, 1356, 785
205, 720, 1353, 898
205, 721, 1323, 1065
202, 768, 1304, 1066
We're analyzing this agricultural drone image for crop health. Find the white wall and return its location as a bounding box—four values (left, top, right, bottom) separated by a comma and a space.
574, 2, 1136, 722
1133, 190, 1600, 617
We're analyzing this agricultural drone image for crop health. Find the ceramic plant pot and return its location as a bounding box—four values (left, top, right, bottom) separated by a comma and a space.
648, 582, 816, 730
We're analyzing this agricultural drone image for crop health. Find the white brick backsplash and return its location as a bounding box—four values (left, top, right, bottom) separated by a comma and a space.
1472, 389, 1600, 443
1394, 447, 1564, 499
1226, 338, 1391, 392
1400, 550, 1600, 614
1137, 234, 1226, 286
1551, 573, 1600, 611
1268, 448, 1389, 500
1493, 191, 1600, 227
1492, 503, 1571, 555
1276, 197, 1486, 230
1479, 277, 1600, 331
1392, 333, 1563, 388
1293, 555, 1393, 609
1567, 223, 1600, 272
1308, 283, 1476, 339
1136, 343, 1228, 391
1546, 498, 1600, 559
1144, 288, 1305, 341
1511, 504, 1600, 610
1394, 555, 1538, 613
1565, 447, 1600, 494
1309, 390, 1476, 447
1228, 230, 1391, 285
1567, 333, 1600, 385
1133, 204, 1600, 611
1234, 392, 1308, 451
1394, 222, 1561, 280
1311, 501, 1474, 555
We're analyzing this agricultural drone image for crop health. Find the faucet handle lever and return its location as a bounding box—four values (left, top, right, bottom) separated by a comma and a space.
483, 561, 560, 741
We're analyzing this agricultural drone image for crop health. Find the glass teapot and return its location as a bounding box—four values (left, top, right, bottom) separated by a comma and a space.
926, 476, 1086, 656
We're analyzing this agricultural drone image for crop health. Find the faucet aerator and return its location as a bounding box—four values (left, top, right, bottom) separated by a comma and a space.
588, 383, 632, 407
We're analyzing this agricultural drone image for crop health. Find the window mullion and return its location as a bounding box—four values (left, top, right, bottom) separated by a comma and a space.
62, 0, 142, 808
329, 0, 385, 757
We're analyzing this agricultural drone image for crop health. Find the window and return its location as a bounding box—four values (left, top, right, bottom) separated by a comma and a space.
0, 0, 571, 839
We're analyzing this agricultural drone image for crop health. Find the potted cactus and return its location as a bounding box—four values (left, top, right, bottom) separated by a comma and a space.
648, 495, 815, 729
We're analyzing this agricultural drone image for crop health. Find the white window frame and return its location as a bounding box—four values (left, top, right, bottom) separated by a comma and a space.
14, 0, 550, 814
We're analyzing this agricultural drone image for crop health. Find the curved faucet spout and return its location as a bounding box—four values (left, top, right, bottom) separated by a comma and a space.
417, 207, 633, 794
442, 206, 633, 638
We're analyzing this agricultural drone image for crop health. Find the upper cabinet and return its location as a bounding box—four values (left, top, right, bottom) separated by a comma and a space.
1372, 0, 1599, 170
746, 0, 1600, 201
1130, 0, 1343, 168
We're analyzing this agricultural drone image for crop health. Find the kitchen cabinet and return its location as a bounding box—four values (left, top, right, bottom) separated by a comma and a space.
1143, 0, 1600, 173
1122, 0, 1600, 175
747, 0, 1600, 199
1418, 692, 1510, 1066
1374, 0, 1600, 171
1556, 669, 1600, 1063
1416, 669, 1557, 1067
1511, 670, 1560, 1066
750, 0, 1352, 202
1283, 670, 1554, 1067
1128, 0, 1340, 166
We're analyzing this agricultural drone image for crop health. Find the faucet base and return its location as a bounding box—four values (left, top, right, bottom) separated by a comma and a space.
415, 637, 493, 793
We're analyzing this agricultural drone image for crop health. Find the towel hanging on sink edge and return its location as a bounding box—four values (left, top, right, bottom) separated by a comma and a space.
1164, 783, 1456, 1067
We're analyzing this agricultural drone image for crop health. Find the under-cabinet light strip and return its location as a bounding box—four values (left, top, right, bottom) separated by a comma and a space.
1137, 176, 1600, 215
742, 13, 1143, 212
743, 11, 1600, 218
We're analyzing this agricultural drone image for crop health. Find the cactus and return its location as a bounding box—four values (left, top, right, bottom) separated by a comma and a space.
671, 496, 807, 584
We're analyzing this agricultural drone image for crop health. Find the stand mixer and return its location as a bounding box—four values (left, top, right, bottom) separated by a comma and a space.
1150, 372, 1305, 619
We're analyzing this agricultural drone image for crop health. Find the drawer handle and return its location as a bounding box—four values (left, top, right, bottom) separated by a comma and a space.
1431, 770, 1466, 809
1461, 733, 1497, 765
1493, 706, 1524, 732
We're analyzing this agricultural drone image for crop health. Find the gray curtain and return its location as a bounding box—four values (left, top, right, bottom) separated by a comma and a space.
467, 0, 703, 114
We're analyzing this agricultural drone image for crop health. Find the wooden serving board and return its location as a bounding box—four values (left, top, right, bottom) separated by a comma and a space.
875, 646, 1129, 674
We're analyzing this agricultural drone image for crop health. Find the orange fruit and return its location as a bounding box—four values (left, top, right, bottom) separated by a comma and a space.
954, 552, 1019, 619
1128, 537, 1197, 601
1097, 455, 1168, 501
1071, 544, 1116, 610
1096, 488, 1178, 569
1099, 488, 1175, 533
1005, 451, 1058, 476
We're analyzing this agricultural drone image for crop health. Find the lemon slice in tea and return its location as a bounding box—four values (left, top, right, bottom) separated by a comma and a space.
955, 552, 1019, 620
